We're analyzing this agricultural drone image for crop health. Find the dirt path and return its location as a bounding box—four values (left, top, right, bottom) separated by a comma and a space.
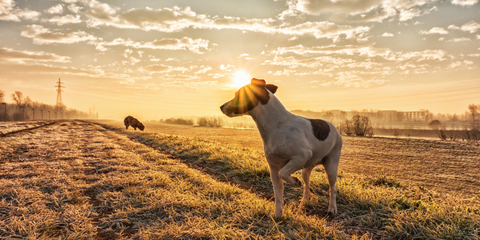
0, 121, 54, 136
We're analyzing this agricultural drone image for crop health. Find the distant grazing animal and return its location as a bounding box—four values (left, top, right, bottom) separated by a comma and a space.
220, 78, 343, 217
124, 116, 145, 131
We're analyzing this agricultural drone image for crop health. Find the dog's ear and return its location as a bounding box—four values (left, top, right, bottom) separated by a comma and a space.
251, 78, 266, 86
266, 84, 278, 94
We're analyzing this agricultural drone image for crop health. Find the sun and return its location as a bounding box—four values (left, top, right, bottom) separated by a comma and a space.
231, 70, 251, 88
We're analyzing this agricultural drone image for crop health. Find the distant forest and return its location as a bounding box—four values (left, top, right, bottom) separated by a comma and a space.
0, 90, 92, 121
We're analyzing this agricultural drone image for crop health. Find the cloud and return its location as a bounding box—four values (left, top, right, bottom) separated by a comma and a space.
95, 37, 212, 53
460, 21, 480, 33
45, 4, 63, 14
448, 37, 471, 42
0, 63, 101, 76
399, 8, 422, 21
451, 0, 478, 6
448, 60, 474, 69
278, 21, 371, 41
420, 27, 449, 35
21, 25, 98, 44
292, 0, 438, 22
80, 2, 370, 41
296, 0, 384, 16
237, 53, 254, 60
448, 21, 480, 33
382, 32, 394, 37
142, 64, 187, 74
192, 65, 212, 74
45, 14, 82, 25
0, 47, 70, 63
264, 44, 452, 88
67, 4, 82, 13
0, 0, 41, 21
272, 44, 449, 62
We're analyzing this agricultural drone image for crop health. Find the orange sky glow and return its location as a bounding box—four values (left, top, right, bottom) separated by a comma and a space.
0, 0, 479, 120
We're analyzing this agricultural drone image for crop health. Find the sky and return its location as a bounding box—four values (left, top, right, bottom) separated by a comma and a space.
0, 0, 479, 120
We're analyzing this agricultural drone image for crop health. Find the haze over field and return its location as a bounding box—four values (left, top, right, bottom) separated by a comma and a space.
0, 0, 479, 119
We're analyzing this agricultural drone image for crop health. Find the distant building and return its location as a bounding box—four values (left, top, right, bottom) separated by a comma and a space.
403, 111, 425, 121
291, 109, 427, 122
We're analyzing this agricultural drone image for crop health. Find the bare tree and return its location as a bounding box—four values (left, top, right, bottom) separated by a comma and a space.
11, 91, 32, 120
468, 104, 479, 123
0, 90, 5, 103
11, 91, 32, 108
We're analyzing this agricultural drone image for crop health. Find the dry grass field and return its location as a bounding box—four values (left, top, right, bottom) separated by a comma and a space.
1, 120, 479, 239
106, 120, 480, 198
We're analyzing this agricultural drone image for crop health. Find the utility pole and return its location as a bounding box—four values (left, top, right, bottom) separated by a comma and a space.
55, 78, 65, 119
32, 108, 34, 121
48, 111, 50, 120
41, 109, 43, 120
2, 103, 5, 122
55, 78, 64, 106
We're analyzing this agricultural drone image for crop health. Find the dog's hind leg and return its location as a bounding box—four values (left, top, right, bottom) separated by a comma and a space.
301, 166, 314, 202
269, 165, 284, 217
323, 148, 341, 215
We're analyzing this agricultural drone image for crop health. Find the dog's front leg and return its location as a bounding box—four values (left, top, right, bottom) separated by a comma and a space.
279, 156, 308, 187
269, 165, 284, 217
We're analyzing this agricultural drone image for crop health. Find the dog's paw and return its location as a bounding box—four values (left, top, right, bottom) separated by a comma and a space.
327, 205, 337, 216
292, 177, 302, 188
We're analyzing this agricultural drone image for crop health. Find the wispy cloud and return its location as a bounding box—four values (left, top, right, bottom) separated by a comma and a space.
451, 0, 479, 6
80, 2, 371, 42
20, 24, 98, 44
0, 0, 41, 21
45, 4, 63, 14
0, 47, 70, 63
95, 37, 213, 53
44, 14, 82, 25
292, 0, 439, 22
142, 64, 188, 74
420, 27, 449, 35
448, 21, 480, 33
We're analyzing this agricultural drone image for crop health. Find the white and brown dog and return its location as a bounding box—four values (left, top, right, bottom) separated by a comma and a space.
220, 78, 342, 217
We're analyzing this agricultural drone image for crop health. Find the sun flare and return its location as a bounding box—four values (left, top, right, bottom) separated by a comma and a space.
231, 70, 251, 88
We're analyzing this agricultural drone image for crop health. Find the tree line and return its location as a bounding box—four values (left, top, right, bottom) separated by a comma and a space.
0, 90, 90, 121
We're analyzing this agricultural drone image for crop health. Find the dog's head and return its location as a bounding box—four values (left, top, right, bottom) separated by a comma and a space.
220, 78, 278, 117
133, 119, 145, 131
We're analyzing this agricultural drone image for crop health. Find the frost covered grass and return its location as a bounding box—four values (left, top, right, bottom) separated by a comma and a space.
1, 120, 478, 239
101, 121, 480, 239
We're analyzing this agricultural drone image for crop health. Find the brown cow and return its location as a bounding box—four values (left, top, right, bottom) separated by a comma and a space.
124, 115, 145, 131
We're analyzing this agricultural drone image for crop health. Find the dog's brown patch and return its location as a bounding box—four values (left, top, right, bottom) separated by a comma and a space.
309, 119, 330, 141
